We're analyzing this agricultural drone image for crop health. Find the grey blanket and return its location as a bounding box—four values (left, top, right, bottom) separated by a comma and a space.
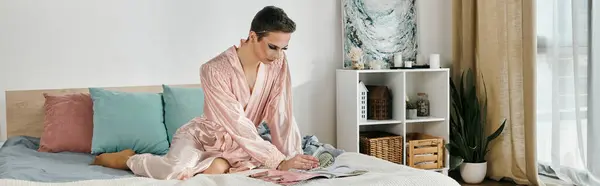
0, 125, 344, 182
258, 123, 344, 167
0, 136, 134, 182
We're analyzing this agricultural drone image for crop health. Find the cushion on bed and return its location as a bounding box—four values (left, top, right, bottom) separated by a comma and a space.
89, 88, 169, 155
162, 85, 204, 144
38, 93, 94, 153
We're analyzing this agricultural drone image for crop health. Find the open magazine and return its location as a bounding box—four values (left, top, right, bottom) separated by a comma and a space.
301, 145, 365, 177
248, 147, 367, 185
292, 163, 368, 178
248, 164, 367, 186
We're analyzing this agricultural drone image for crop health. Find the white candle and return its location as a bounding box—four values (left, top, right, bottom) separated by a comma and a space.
405, 61, 413, 68
429, 54, 440, 68
394, 52, 403, 67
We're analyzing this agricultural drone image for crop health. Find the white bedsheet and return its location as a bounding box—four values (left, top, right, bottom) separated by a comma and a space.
0, 152, 460, 186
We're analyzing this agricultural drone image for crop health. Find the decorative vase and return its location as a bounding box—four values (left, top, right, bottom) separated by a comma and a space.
416, 93, 430, 117
459, 162, 487, 184
406, 109, 417, 119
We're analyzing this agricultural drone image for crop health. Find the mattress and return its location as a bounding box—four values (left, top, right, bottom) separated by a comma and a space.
0, 136, 461, 186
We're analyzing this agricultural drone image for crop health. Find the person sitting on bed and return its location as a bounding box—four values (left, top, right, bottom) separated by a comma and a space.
91, 5, 319, 180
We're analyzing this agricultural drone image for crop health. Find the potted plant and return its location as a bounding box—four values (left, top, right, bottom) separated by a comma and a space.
406, 96, 418, 119
445, 69, 506, 184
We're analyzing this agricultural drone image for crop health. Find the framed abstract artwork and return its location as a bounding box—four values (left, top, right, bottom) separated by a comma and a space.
342, 0, 418, 69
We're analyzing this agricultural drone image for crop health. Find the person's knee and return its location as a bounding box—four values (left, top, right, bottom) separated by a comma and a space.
203, 157, 230, 174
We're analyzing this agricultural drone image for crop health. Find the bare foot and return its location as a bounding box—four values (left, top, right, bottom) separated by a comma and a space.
91, 149, 135, 170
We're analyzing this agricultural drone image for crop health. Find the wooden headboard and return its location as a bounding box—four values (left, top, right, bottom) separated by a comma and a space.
5, 84, 201, 138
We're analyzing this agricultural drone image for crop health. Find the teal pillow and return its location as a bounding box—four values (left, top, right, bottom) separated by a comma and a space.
89, 88, 169, 155
162, 85, 204, 144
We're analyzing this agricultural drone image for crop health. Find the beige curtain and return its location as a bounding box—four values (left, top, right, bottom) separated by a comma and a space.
452, 0, 541, 185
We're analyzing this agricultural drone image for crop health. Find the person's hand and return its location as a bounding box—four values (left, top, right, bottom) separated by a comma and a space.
277, 154, 319, 171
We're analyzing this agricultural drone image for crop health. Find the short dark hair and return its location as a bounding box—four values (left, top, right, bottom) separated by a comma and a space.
250, 6, 296, 40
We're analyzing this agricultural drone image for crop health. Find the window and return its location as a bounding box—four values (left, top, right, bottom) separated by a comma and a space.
536, 0, 598, 184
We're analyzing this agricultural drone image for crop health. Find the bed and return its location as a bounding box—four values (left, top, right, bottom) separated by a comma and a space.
0, 84, 460, 186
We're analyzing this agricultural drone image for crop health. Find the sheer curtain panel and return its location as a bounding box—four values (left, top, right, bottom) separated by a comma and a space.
536, 0, 600, 185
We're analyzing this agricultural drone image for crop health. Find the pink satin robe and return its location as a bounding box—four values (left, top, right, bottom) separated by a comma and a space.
125, 46, 303, 180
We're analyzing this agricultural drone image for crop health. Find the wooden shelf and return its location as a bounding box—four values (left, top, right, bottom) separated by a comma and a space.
359, 117, 443, 125
336, 68, 450, 175
405, 117, 445, 123
337, 68, 449, 73
359, 119, 402, 126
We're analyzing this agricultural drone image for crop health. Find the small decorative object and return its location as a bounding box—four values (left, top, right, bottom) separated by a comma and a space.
416, 93, 430, 117
429, 54, 440, 69
404, 61, 414, 68
369, 60, 384, 70
358, 81, 369, 121
366, 85, 392, 120
406, 97, 418, 119
394, 52, 403, 68
351, 61, 365, 70
348, 47, 364, 70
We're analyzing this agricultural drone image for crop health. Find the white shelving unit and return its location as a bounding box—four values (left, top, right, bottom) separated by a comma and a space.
336, 68, 450, 174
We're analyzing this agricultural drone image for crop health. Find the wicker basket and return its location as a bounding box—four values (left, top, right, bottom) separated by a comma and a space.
366, 85, 392, 120
359, 131, 403, 164
406, 133, 445, 170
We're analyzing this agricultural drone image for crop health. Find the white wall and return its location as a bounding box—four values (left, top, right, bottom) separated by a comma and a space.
0, 0, 452, 145
416, 0, 453, 67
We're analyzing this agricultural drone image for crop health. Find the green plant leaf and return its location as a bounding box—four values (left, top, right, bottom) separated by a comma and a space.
459, 70, 466, 109
479, 75, 489, 162
444, 143, 458, 157
448, 155, 464, 171
448, 135, 467, 160
450, 97, 466, 136
454, 132, 473, 162
466, 79, 479, 155
487, 119, 507, 143
451, 77, 464, 114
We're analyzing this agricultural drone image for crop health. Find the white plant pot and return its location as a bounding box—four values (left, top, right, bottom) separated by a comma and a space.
459, 162, 487, 184
406, 109, 417, 119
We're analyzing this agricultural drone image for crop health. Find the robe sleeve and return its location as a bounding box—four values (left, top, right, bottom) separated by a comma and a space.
263, 55, 304, 157
200, 63, 286, 169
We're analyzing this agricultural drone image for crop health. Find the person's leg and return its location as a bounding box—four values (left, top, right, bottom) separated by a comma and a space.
91, 149, 135, 170
92, 123, 231, 179
202, 157, 231, 174
125, 149, 230, 179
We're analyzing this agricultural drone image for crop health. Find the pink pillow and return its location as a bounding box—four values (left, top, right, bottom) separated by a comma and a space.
38, 93, 93, 153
